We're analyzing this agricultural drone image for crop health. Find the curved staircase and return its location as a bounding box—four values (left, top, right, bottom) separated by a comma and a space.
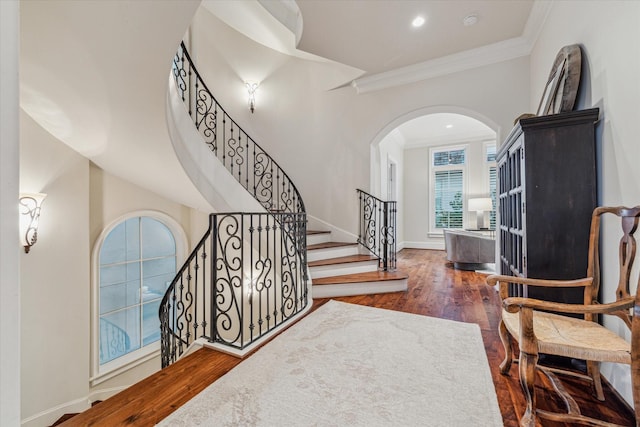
161, 41, 408, 368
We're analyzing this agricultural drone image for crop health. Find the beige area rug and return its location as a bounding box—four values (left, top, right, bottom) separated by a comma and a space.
158, 300, 503, 427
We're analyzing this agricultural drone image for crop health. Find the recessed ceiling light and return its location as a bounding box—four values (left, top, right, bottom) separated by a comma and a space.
446, 124, 453, 129
463, 14, 478, 26
412, 16, 425, 28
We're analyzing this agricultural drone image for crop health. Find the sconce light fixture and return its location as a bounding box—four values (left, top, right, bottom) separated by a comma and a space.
19, 192, 47, 253
245, 82, 259, 114
468, 197, 493, 229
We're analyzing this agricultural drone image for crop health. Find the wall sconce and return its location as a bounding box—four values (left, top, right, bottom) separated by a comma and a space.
468, 197, 493, 229
245, 82, 259, 114
19, 192, 47, 253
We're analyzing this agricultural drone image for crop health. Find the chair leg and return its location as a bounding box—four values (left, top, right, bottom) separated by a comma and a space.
499, 319, 513, 374
586, 360, 605, 401
519, 351, 538, 427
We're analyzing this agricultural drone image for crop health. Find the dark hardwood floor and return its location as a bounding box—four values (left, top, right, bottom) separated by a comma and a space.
60, 249, 635, 426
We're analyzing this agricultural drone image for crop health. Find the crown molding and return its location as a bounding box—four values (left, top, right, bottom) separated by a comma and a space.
351, 1, 553, 94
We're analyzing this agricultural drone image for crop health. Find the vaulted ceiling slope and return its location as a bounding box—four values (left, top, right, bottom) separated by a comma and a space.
20, 0, 213, 212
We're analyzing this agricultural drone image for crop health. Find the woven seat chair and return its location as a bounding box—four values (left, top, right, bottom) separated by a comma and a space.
487, 206, 640, 427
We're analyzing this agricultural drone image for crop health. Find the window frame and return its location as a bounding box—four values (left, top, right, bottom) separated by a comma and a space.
484, 141, 498, 229
90, 210, 188, 386
429, 144, 468, 234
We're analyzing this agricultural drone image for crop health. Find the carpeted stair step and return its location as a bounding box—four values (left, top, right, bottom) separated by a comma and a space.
312, 270, 408, 298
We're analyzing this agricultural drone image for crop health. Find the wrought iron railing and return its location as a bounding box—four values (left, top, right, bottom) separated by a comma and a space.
159, 212, 308, 368
161, 42, 309, 367
357, 189, 397, 271
172, 42, 305, 216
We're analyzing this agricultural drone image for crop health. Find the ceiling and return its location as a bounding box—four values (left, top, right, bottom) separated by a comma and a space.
295, 0, 535, 76
203, 0, 543, 145
397, 113, 496, 148
207, 0, 547, 92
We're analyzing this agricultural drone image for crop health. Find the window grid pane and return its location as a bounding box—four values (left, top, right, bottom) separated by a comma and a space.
98, 216, 176, 366
433, 149, 465, 166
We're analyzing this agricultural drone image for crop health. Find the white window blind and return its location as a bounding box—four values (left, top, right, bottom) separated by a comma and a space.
489, 166, 497, 229
434, 170, 464, 228
432, 147, 466, 230
485, 143, 497, 229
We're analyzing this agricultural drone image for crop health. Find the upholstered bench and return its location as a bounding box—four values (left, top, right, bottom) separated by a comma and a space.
443, 229, 496, 270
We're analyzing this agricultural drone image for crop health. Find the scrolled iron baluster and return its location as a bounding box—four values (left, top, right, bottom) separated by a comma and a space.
213, 214, 243, 347
172, 49, 187, 102
254, 150, 273, 207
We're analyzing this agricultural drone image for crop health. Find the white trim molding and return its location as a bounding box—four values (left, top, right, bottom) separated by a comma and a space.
401, 241, 445, 251
21, 386, 129, 427
352, 1, 553, 94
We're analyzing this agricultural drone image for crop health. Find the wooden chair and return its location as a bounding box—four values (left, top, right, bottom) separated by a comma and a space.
487, 206, 640, 427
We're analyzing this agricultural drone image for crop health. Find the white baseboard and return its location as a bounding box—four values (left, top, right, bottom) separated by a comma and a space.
402, 241, 445, 250
21, 385, 131, 426
21, 397, 90, 427
88, 385, 129, 403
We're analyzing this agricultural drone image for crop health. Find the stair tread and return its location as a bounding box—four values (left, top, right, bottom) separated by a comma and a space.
313, 271, 408, 286
308, 254, 379, 267
307, 230, 331, 235
307, 242, 357, 250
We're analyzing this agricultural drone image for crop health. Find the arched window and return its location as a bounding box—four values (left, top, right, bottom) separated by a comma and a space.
91, 211, 186, 384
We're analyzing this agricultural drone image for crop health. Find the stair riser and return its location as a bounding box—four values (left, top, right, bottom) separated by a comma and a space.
312, 279, 408, 298
307, 246, 360, 262
310, 261, 379, 279
307, 233, 331, 246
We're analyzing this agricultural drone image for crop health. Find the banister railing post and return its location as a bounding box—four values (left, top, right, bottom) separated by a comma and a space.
382, 200, 389, 271
210, 213, 217, 344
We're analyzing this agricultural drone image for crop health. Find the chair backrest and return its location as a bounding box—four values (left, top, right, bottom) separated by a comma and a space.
586, 206, 640, 325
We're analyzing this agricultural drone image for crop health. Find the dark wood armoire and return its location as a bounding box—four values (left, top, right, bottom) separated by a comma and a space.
497, 108, 600, 303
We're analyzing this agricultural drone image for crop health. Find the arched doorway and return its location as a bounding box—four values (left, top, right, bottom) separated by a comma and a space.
370, 107, 499, 250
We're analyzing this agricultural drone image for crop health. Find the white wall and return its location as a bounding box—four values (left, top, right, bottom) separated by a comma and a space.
378, 130, 405, 247
20, 112, 91, 426
529, 0, 640, 404
1, 1, 21, 425
189, 8, 530, 240
19, 112, 208, 426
